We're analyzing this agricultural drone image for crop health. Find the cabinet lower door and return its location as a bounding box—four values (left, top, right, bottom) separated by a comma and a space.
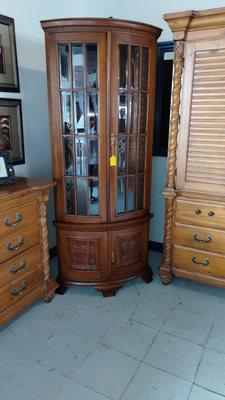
109, 223, 148, 279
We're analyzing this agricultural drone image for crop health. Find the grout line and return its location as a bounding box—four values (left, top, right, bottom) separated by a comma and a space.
194, 383, 225, 398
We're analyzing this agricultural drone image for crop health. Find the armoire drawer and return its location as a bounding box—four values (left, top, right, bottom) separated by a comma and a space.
172, 246, 225, 277
0, 200, 38, 237
175, 200, 225, 229
173, 224, 225, 254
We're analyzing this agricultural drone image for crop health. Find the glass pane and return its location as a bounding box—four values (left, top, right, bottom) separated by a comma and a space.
118, 93, 127, 134
89, 179, 99, 216
64, 137, 74, 176
89, 139, 98, 176
72, 43, 84, 88
141, 47, 149, 90
87, 92, 98, 135
59, 44, 69, 89
74, 92, 85, 134
138, 136, 145, 173
130, 93, 139, 133
117, 177, 126, 214
86, 43, 98, 88
76, 178, 88, 215
61, 92, 72, 134
131, 45, 140, 89
75, 137, 87, 176
137, 175, 144, 210
128, 136, 137, 174
66, 178, 75, 215
118, 136, 126, 175
140, 93, 148, 133
119, 44, 128, 89
128, 176, 136, 212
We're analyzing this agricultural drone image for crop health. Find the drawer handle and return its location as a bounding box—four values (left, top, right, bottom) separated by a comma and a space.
208, 211, 214, 217
195, 209, 201, 215
192, 256, 209, 267
193, 233, 212, 244
4, 212, 23, 227
7, 235, 24, 252
10, 259, 26, 275
11, 280, 28, 297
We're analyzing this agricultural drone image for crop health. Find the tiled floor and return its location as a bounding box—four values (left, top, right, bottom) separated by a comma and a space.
1, 251, 225, 399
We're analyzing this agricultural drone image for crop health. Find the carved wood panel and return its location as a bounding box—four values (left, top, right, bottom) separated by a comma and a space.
118, 233, 143, 268
68, 237, 100, 271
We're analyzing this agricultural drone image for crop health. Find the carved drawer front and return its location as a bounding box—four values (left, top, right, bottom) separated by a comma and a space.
173, 223, 225, 254
0, 225, 40, 264
175, 199, 225, 229
0, 200, 38, 237
0, 267, 43, 313
172, 246, 225, 277
0, 245, 42, 289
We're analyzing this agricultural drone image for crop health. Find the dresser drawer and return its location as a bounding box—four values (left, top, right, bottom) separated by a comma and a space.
175, 199, 225, 229
0, 225, 40, 263
0, 267, 43, 313
173, 224, 225, 254
172, 246, 225, 277
0, 200, 38, 237
0, 246, 42, 288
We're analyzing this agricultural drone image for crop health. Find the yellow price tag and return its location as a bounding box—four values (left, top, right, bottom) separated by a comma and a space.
110, 155, 117, 166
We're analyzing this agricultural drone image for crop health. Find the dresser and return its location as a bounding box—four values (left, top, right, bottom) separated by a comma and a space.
0, 178, 58, 325
159, 7, 225, 288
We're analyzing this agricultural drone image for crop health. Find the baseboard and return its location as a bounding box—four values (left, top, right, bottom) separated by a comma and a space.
49, 246, 57, 259
149, 241, 163, 253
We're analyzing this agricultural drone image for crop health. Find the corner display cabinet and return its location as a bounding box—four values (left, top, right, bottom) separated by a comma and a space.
159, 7, 225, 289
41, 17, 161, 296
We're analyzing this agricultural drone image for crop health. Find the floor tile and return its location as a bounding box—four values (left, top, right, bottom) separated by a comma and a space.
207, 321, 225, 354
100, 317, 157, 360
132, 298, 171, 329
74, 344, 139, 400
58, 380, 110, 400
195, 348, 225, 396
144, 332, 203, 381
0, 329, 29, 379
121, 363, 192, 400
189, 385, 225, 400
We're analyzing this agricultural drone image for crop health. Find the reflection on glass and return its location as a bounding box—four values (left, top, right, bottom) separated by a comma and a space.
140, 93, 148, 133
118, 136, 126, 175
66, 178, 75, 215
138, 136, 145, 173
119, 44, 128, 89
74, 92, 85, 134
141, 47, 149, 90
128, 176, 136, 212
87, 92, 98, 135
72, 43, 84, 88
128, 136, 137, 174
89, 139, 98, 176
76, 178, 88, 215
89, 179, 99, 215
118, 93, 127, 134
130, 93, 139, 133
59, 44, 69, 89
75, 138, 87, 176
117, 177, 126, 214
61, 92, 72, 134
64, 137, 74, 176
137, 175, 144, 210
131, 46, 140, 89
86, 43, 98, 88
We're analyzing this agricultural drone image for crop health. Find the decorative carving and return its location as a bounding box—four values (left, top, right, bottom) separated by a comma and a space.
38, 198, 50, 284
119, 233, 142, 268
68, 238, 100, 271
44, 25, 155, 38
159, 273, 173, 285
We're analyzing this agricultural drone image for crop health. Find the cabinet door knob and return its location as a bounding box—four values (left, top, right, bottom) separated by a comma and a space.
195, 209, 201, 215
208, 211, 214, 217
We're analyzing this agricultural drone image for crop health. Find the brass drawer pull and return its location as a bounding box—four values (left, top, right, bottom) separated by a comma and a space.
192, 256, 209, 267
10, 259, 26, 275
195, 209, 201, 215
4, 212, 22, 227
7, 235, 24, 251
11, 280, 28, 297
208, 211, 214, 217
193, 233, 212, 244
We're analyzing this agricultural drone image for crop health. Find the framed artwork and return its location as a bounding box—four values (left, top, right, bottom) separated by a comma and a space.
0, 14, 20, 92
0, 99, 24, 164
0, 150, 15, 184
153, 41, 174, 157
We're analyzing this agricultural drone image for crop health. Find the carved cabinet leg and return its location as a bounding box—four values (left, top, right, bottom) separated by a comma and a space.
159, 273, 173, 285
141, 268, 153, 284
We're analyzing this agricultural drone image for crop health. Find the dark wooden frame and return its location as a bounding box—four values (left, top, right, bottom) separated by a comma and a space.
0, 14, 20, 92
0, 150, 15, 184
153, 41, 174, 157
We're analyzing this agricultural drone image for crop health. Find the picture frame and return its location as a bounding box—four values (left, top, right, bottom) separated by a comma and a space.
0, 98, 25, 165
0, 150, 15, 185
0, 14, 20, 92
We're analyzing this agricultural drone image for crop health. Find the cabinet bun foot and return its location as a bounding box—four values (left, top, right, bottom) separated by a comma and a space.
141, 268, 153, 284
97, 286, 122, 297
159, 272, 173, 285
56, 283, 68, 295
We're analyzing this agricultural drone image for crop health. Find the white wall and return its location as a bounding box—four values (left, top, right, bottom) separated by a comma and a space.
1, 0, 224, 245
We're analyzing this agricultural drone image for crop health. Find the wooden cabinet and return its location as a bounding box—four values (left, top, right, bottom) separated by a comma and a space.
41, 18, 161, 296
159, 7, 225, 288
0, 178, 58, 324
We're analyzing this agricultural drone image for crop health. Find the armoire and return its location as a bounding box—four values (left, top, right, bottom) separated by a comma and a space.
41, 18, 161, 296
159, 7, 225, 288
